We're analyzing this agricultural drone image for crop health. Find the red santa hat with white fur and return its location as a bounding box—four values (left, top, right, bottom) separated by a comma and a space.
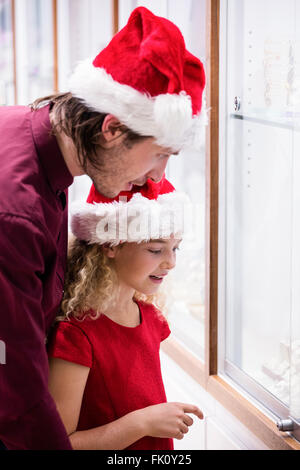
69, 6, 206, 151
71, 176, 192, 246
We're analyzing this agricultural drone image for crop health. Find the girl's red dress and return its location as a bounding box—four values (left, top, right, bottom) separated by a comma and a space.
47, 299, 173, 450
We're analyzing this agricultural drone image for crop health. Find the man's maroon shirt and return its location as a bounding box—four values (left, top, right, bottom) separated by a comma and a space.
0, 104, 73, 449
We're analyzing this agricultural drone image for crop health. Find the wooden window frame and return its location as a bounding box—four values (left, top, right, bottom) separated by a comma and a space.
113, 0, 119, 34
162, 0, 300, 451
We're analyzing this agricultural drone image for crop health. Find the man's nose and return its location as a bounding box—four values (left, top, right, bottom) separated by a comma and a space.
147, 158, 170, 183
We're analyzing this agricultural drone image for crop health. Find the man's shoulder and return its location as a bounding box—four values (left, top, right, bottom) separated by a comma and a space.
0, 106, 51, 223
0, 104, 32, 126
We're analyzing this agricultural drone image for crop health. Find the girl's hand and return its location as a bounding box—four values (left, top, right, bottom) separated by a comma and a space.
140, 402, 204, 440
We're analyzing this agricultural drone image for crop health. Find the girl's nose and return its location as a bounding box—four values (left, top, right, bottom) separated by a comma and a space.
160, 252, 176, 271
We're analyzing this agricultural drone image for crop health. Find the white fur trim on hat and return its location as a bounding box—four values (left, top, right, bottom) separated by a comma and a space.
69, 59, 207, 151
71, 191, 192, 245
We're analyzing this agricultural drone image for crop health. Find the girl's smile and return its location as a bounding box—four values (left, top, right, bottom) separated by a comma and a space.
149, 275, 164, 284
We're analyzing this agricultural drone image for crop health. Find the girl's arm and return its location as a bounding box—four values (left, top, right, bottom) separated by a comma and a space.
48, 357, 203, 450
48, 357, 146, 450
69, 410, 146, 450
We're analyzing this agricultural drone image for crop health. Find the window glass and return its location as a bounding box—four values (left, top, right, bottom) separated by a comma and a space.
15, 0, 54, 104
223, 0, 300, 419
0, 0, 14, 104
290, 132, 300, 422
118, 0, 207, 360
164, 0, 206, 361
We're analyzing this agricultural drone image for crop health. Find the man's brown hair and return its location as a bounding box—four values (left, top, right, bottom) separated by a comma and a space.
31, 93, 148, 172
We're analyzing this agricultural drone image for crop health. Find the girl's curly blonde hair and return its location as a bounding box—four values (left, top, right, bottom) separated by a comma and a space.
58, 235, 166, 322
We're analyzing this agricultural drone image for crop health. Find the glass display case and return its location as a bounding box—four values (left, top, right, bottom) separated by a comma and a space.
0, 0, 15, 105
219, 0, 300, 440
119, 0, 207, 361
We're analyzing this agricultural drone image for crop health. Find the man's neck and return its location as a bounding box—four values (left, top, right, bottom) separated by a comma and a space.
49, 108, 85, 177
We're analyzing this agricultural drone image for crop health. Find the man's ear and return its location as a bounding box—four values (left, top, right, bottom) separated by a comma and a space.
101, 114, 124, 145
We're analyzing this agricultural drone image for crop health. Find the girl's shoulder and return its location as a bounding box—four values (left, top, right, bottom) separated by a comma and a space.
137, 299, 163, 317
47, 316, 94, 368
137, 300, 171, 341
137, 299, 164, 317
50, 310, 100, 343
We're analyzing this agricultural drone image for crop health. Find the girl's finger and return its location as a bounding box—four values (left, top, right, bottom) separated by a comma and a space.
183, 414, 194, 426
180, 422, 189, 434
180, 403, 204, 420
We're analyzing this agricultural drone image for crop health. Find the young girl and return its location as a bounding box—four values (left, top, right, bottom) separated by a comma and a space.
47, 177, 203, 450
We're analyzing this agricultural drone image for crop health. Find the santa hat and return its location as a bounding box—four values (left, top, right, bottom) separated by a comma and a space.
69, 6, 206, 151
71, 176, 192, 246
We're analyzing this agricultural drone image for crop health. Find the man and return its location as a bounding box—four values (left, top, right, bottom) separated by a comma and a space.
0, 6, 205, 449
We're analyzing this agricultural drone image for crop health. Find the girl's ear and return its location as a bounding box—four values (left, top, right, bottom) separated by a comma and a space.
102, 243, 118, 259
